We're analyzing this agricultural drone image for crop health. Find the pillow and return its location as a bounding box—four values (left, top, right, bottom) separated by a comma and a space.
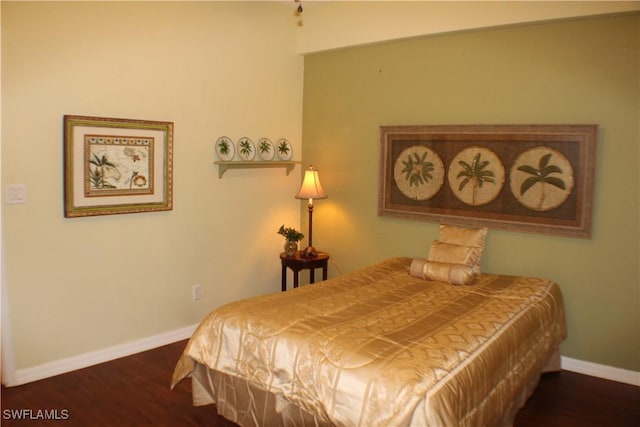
428, 240, 482, 268
439, 224, 488, 248
410, 258, 428, 278
410, 258, 475, 285
436, 225, 488, 274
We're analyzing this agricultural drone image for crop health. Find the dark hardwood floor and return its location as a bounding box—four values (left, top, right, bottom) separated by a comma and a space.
2, 340, 638, 426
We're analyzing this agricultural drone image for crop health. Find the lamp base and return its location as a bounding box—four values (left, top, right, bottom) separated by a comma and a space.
301, 246, 318, 258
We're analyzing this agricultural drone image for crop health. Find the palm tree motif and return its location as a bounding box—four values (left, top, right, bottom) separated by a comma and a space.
401, 151, 435, 187
517, 153, 566, 210
456, 152, 496, 205
259, 140, 272, 154
277, 140, 290, 156
218, 139, 231, 156
88, 153, 117, 189
239, 139, 253, 157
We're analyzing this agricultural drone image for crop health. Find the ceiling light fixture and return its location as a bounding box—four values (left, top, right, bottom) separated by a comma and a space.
294, 0, 304, 26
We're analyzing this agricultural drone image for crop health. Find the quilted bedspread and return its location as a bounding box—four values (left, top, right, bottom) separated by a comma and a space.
172, 257, 566, 426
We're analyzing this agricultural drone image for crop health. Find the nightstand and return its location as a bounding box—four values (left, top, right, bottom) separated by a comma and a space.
280, 251, 330, 291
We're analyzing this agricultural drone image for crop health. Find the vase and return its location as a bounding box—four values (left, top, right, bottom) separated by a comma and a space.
284, 241, 298, 256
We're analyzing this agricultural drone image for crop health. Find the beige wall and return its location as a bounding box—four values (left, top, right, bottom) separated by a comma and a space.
302, 13, 640, 371
2, 1, 303, 371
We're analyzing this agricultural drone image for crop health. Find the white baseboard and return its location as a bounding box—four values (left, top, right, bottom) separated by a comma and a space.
7, 328, 639, 388
7, 324, 198, 387
561, 356, 640, 386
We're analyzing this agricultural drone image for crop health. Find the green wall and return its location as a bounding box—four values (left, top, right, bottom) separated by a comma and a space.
302, 14, 639, 371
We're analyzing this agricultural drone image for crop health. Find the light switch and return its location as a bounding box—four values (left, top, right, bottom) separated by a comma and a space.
6, 184, 27, 204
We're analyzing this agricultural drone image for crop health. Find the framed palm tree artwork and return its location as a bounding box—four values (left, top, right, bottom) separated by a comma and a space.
379, 124, 596, 238
64, 115, 174, 217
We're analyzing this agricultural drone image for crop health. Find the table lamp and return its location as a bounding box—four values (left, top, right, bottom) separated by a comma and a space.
295, 165, 327, 257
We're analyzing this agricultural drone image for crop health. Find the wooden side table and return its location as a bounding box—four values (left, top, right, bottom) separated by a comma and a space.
280, 251, 330, 292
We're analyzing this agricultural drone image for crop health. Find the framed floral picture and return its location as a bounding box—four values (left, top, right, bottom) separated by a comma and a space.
379, 124, 597, 238
64, 115, 174, 217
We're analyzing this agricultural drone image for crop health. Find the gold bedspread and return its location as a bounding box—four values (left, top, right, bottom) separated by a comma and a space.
172, 257, 566, 427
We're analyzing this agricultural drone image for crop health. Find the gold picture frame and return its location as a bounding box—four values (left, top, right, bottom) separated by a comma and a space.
64, 115, 173, 217
379, 125, 597, 238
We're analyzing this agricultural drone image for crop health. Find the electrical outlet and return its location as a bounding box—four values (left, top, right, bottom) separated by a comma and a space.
192, 284, 201, 301
6, 184, 27, 204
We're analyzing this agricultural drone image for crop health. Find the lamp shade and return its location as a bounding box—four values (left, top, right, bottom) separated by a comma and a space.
295, 166, 327, 200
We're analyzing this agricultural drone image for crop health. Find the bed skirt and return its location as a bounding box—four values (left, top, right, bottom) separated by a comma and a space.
190, 349, 562, 427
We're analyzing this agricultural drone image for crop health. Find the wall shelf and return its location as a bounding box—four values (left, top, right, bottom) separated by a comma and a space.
214, 161, 300, 178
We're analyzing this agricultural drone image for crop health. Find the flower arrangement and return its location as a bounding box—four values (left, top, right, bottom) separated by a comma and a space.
278, 225, 304, 242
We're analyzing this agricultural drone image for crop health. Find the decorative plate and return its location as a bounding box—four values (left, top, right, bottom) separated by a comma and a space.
509, 147, 574, 212
276, 138, 293, 160
393, 146, 445, 201
237, 137, 256, 161
257, 138, 275, 161
215, 136, 235, 161
447, 146, 505, 206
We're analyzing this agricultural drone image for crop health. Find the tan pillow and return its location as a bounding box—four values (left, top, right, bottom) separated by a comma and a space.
439, 224, 488, 248
428, 240, 482, 267
410, 258, 428, 279
409, 258, 475, 285
437, 225, 487, 274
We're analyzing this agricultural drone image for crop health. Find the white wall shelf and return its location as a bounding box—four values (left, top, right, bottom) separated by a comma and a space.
214, 161, 299, 178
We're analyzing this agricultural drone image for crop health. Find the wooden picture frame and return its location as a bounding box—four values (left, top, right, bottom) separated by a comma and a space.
64, 115, 173, 217
379, 125, 597, 238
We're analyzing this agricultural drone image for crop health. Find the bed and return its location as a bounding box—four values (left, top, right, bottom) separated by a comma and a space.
171, 254, 566, 427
